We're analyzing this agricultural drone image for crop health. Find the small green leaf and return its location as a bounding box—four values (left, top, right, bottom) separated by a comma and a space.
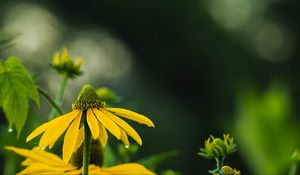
0, 31, 16, 49
138, 150, 179, 171
0, 57, 39, 136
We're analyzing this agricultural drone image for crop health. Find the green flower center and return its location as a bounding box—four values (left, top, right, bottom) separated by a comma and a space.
72, 84, 104, 111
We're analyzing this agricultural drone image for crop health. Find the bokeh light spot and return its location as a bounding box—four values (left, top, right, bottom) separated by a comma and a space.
252, 22, 294, 62
2, 3, 62, 66
206, 0, 254, 30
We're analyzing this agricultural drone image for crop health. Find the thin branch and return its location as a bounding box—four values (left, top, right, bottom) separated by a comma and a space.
38, 87, 63, 115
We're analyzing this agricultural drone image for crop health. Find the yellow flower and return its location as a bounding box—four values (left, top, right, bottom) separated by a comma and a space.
51, 47, 83, 77
26, 84, 155, 163
5, 146, 155, 175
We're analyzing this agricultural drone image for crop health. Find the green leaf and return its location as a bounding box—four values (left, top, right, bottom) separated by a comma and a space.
0, 57, 39, 136
138, 150, 179, 171
0, 31, 16, 49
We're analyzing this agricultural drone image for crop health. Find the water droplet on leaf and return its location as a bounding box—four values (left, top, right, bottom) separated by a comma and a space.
125, 145, 129, 149
8, 128, 13, 132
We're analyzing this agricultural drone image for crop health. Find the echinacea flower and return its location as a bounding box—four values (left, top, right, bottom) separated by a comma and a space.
27, 84, 155, 163
5, 146, 155, 175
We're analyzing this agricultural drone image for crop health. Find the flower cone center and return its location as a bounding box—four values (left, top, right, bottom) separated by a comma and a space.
72, 84, 104, 111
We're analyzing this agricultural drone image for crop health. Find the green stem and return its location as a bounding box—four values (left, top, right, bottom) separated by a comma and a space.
215, 157, 222, 170
83, 111, 91, 175
209, 157, 225, 174
221, 156, 225, 167
3, 153, 16, 175
38, 87, 63, 115
289, 163, 298, 175
48, 73, 69, 120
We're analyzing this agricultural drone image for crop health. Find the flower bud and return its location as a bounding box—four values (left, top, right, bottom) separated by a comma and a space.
198, 134, 237, 159
97, 87, 117, 104
51, 47, 83, 78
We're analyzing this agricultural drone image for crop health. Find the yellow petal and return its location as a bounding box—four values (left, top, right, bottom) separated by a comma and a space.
21, 159, 33, 166
52, 52, 60, 65
17, 163, 75, 175
99, 123, 108, 146
65, 169, 82, 175
75, 56, 83, 67
106, 108, 155, 127
74, 125, 84, 151
39, 110, 80, 149
48, 134, 60, 149
61, 47, 69, 59
88, 165, 113, 175
87, 108, 100, 139
103, 163, 156, 175
4, 147, 61, 166
120, 129, 129, 147
93, 108, 121, 139
18, 165, 52, 175
102, 109, 142, 145
26, 122, 49, 142
63, 112, 82, 163
31, 147, 64, 165
48, 112, 80, 149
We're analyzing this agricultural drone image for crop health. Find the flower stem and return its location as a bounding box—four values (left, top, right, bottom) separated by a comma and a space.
221, 156, 225, 167
48, 73, 69, 120
215, 157, 221, 170
83, 111, 91, 175
38, 87, 63, 115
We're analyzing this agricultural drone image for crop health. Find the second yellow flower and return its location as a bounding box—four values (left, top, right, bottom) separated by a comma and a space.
27, 84, 155, 163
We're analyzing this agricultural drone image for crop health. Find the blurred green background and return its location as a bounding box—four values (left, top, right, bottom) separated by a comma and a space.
1, 0, 300, 174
